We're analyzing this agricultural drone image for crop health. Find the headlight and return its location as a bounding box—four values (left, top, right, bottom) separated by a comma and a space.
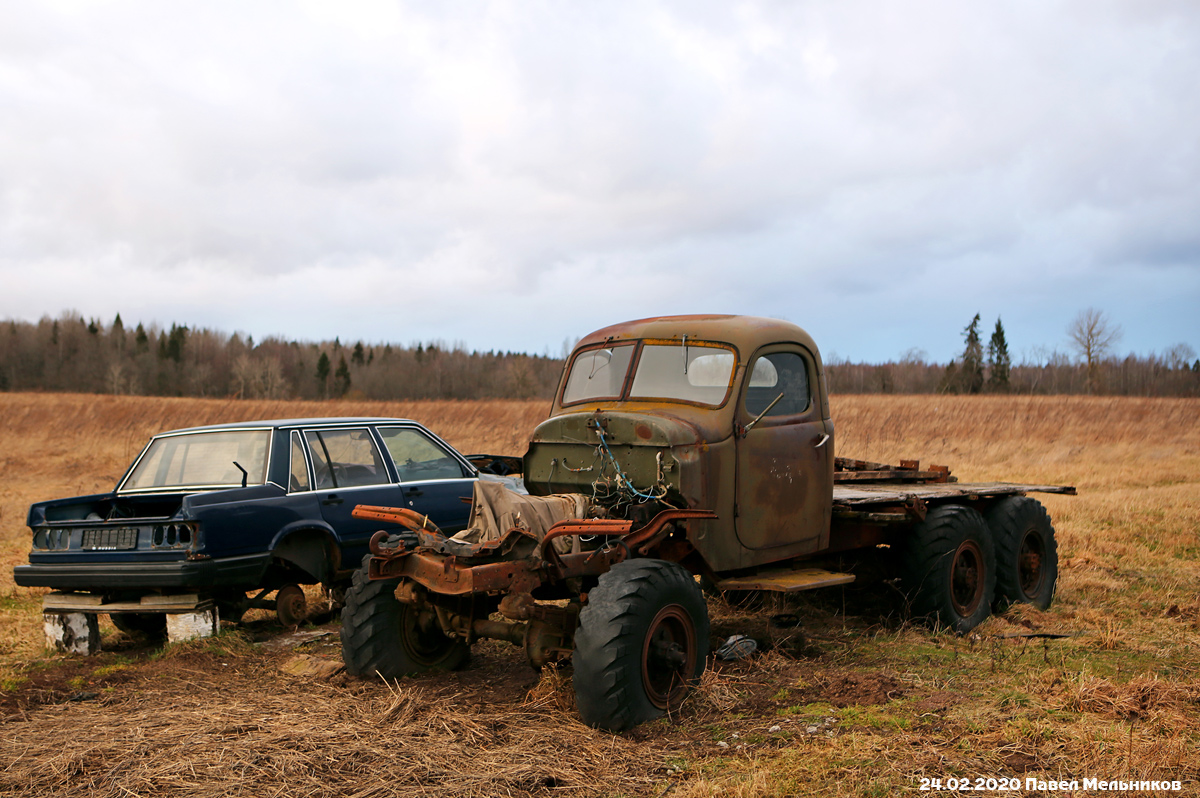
32, 529, 48, 550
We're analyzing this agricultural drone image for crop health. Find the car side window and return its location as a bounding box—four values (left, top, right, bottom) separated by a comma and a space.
378, 427, 468, 482
303, 428, 389, 489
744, 352, 811, 417
289, 431, 310, 492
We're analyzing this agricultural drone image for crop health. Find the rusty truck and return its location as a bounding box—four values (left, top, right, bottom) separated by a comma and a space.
339, 315, 1073, 730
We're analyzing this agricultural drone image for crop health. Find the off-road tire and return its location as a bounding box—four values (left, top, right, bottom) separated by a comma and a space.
573, 559, 710, 731
987, 496, 1058, 610
900, 504, 996, 633
110, 612, 167, 638
340, 555, 468, 679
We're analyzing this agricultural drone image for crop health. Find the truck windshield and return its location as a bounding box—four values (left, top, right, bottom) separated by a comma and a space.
121, 430, 271, 492
629, 344, 735, 405
562, 343, 636, 403
562, 341, 736, 407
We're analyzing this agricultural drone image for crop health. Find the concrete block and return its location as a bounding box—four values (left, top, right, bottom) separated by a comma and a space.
44, 612, 101, 655
166, 608, 219, 643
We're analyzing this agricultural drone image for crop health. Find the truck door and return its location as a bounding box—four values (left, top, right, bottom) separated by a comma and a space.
734, 347, 832, 553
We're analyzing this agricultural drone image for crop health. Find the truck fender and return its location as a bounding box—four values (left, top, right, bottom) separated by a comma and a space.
269, 522, 341, 584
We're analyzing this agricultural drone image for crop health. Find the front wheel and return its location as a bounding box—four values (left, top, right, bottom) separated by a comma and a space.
987, 496, 1058, 610
900, 504, 996, 633
340, 555, 468, 678
573, 559, 709, 731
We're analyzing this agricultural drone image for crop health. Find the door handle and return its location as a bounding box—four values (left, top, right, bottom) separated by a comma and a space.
814, 434, 830, 448
322, 495, 344, 506
405, 488, 424, 498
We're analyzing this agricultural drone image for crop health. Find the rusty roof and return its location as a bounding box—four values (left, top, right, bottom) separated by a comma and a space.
577, 315, 822, 361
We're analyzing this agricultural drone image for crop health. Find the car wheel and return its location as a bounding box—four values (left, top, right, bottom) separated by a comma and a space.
275, 585, 307, 627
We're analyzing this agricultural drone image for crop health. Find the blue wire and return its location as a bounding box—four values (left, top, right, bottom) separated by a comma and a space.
596, 426, 661, 502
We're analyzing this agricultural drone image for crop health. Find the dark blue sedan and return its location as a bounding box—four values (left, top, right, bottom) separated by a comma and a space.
14, 417, 501, 626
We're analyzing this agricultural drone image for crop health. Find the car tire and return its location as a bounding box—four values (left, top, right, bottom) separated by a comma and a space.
340, 555, 469, 678
900, 504, 996, 634
573, 559, 709, 731
987, 496, 1058, 610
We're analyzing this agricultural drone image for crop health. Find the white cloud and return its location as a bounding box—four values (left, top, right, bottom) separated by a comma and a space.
0, 0, 1197, 362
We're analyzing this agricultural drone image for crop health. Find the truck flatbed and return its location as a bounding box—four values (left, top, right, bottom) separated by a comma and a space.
833, 481, 1076, 508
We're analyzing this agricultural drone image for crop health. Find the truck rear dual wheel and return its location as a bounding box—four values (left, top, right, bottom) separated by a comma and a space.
573, 559, 710, 731
987, 496, 1058, 610
900, 504, 996, 634
340, 555, 469, 678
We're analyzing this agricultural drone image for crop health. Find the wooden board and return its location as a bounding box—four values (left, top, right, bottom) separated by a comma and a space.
715, 568, 856, 593
832, 481, 1076, 508
42, 591, 213, 614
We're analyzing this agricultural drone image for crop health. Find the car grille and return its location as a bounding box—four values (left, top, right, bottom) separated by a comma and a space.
82, 527, 139, 551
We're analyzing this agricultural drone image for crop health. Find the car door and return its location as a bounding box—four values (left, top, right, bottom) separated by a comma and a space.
303, 426, 407, 566
375, 425, 476, 534
733, 347, 832, 554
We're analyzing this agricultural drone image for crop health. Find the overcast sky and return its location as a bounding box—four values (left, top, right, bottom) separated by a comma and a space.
2, 1, 1197, 364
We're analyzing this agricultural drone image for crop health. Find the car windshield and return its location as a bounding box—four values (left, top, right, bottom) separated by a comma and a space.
562, 340, 736, 407
121, 430, 271, 491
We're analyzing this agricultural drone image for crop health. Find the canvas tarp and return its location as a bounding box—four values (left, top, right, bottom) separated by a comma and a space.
451, 480, 591, 554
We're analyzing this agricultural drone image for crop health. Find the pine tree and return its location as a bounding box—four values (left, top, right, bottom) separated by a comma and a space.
987, 318, 1011, 392
352, 342, 365, 366
334, 356, 351, 396
961, 313, 984, 394
315, 352, 331, 396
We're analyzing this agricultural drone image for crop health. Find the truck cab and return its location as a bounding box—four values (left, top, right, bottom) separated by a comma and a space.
525, 314, 835, 572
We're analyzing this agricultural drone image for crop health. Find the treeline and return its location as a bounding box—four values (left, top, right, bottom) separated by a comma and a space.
1, 311, 1197, 400
825, 357, 1200, 396
0, 313, 563, 400
827, 312, 1199, 397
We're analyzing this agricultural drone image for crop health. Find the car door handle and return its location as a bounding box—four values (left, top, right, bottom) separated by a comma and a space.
814, 434, 830, 448
322, 495, 344, 506
404, 488, 424, 497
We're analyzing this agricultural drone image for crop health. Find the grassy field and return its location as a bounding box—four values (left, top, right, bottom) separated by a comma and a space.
0, 392, 1197, 797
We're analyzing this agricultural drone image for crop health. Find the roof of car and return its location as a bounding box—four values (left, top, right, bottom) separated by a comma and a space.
158, 418, 419, 435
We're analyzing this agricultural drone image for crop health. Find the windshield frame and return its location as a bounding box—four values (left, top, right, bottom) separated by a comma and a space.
559, 338, 740, 409
117, 427, 275, 494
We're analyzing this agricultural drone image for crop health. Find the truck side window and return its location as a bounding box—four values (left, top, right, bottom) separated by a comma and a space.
289, 431, 310, 492
745, 352, 811, 417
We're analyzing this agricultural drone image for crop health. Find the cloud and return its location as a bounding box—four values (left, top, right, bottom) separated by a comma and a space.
1, 1, 1198, 361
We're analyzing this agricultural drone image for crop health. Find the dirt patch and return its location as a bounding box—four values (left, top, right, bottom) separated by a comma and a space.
0, 651, 149, 717
793, 670, 907, 708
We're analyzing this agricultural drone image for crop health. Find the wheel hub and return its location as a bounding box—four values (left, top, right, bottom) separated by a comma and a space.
1017, 530, 1045, 597
950, 540, 985, 617
641, 604, 696, 710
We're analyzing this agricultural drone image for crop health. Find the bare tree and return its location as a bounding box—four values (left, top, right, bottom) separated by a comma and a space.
1068, 308, 1123, 394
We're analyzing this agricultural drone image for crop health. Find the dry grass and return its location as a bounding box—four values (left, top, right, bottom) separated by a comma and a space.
1, 392, 1199, 796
